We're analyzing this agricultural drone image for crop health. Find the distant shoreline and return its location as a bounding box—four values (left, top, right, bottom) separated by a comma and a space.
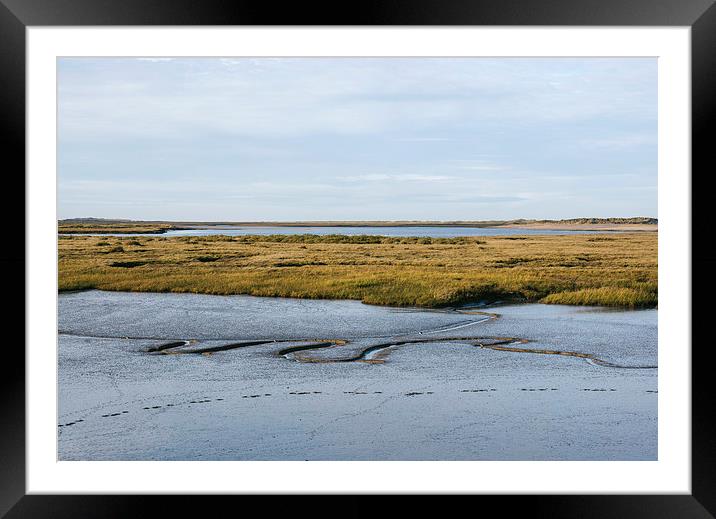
183, 222, 657, 233
501, 223, 657, 232
58, 218, 658, 234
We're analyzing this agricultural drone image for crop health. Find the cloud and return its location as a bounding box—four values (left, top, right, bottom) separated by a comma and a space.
580, 134, 656, 150
456, 165, 509, 172
411, 193, 526, 204
338, 174, 456, 183
58, 57, 657, 143
395, 137, 452, 142
57, 57, 657, 220
446, 159, 510, 172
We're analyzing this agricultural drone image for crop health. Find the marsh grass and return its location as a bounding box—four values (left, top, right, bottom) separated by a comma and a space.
59, 223, 180, 234
540, 286, 656, 307
58, 233, 657, 308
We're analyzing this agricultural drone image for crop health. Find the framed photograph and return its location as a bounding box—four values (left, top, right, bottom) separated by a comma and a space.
5, 0, 712, 515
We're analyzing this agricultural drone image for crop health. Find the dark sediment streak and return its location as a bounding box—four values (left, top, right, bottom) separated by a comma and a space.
474, 341, 657, 369
146, 341, 191, 352
58, 307, 654, 369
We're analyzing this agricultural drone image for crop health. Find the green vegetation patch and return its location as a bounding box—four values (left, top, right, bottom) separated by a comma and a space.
492, 257, 540, 267
274, 260, 328, 267
231, 234, 486, 245
109, 261, 148, 268
195, 256, 220, 262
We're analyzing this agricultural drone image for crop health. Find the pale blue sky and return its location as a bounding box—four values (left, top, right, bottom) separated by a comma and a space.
58, 57, 657, 221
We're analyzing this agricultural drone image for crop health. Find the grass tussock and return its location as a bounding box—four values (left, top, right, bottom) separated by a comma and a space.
57, 233, 657, 308
540, 286, 656, 307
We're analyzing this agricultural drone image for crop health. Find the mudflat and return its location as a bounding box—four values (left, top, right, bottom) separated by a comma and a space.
58, 291, 657, 461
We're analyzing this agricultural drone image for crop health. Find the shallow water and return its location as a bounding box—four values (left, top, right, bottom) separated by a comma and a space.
65, 225, 616, 238
58, 291, 657, 460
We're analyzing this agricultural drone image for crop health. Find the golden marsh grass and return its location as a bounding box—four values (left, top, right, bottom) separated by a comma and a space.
58, 233, 657, 308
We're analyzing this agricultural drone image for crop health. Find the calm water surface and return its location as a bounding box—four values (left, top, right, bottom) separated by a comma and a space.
69, 225, 618, 238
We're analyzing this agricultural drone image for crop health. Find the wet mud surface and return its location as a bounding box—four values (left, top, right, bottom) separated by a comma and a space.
58, 291, 657, 460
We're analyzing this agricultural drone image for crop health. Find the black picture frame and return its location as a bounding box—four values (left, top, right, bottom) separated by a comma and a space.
2, 0, 712, 516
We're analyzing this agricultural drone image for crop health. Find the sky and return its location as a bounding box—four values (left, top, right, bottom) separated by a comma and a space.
58, 57, 657, 221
